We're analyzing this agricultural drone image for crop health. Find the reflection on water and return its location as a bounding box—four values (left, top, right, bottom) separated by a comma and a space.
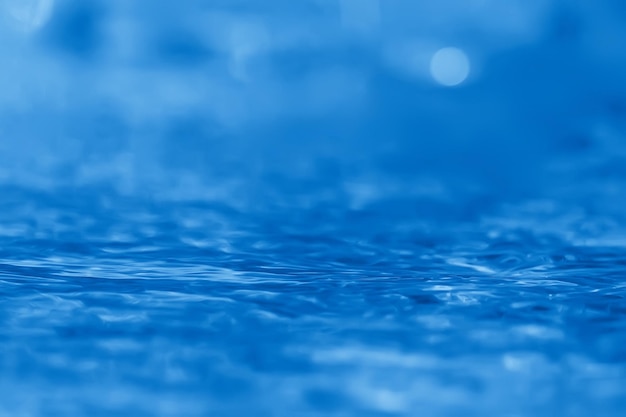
1, 187, 625, 416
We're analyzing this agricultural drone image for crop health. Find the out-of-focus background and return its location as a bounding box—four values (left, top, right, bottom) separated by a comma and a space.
2, 0, 625, 208
1, 1, 626, 416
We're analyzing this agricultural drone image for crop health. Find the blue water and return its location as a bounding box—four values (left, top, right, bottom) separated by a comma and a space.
2, 1, 626, 416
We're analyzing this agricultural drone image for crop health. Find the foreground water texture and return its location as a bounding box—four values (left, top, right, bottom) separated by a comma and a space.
1, 1, 626, 416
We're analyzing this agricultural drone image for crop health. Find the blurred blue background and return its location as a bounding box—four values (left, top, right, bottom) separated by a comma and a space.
2, 0, 625, 206
1, 1, 626, 416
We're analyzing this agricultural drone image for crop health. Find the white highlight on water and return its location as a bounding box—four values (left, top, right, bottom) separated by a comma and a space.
430, 47, 471, 86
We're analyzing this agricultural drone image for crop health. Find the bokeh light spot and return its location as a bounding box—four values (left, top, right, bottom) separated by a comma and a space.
429, 47, 471, 87
4, 0, 54, 32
